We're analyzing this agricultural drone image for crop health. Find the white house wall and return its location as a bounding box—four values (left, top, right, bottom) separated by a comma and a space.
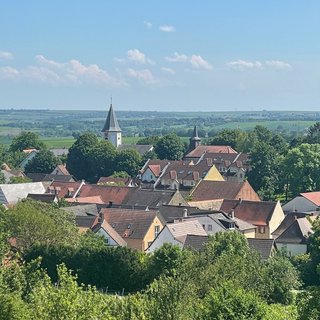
277, 243, 307, 256
146, 227, 181, 252
96, 228, 119, 246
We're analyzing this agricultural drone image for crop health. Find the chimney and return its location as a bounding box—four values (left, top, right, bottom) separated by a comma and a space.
238, 198, 242, 204
98, 211, 104, 224
183, 208, 188, 218
108, 201, 113, 207
230, 209, 235, 219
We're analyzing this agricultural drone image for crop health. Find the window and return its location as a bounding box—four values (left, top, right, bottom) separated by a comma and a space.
154, 225, 160, 238
208, 224, 213, 232
105, 237, 109, 244
258, 226, 265, 234
202, 224, 206, 230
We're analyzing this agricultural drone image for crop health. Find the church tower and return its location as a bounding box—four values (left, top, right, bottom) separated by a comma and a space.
102, 103, 122, 148
189, 125, 201, 151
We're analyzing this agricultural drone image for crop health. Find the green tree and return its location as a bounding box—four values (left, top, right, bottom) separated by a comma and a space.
281, 143, 320, 196
209, 129, 246, 150
66, 133, 99, 181
137, 135, 160, 146
10, 132, 46, 152
203, 282, 267, 320
155, 133, 185, 160
115, 149, 141, 177
111, 171, 130, 178
0, 171, 5, 184
24, 149, 59, 174
247, 142, 280, 200
306, 122, 320, 144
3, 200, 79, 253
9, 176, 32, 184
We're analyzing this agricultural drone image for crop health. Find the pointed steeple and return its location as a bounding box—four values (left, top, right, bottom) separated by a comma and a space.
192, 125, 200, 140
102, 103, 121, 132
102, 102, 122, 148
189, 125, 201, 151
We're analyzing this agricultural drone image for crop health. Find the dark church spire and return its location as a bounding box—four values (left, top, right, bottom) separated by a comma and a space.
189, 125, 201, 151
102, 103, 121, 132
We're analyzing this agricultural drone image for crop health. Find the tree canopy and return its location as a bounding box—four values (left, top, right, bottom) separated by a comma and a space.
155, 133, 185, 160
24, 149, 59, 174
9, 132, 46, 152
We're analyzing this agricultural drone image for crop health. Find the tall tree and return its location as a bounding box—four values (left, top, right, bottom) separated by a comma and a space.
115, 149, 142, 177
10, 132, 46, 152
247, 142, 280, 200
281, 143, 320, 196
155, 133, 185, 160
209, 129, 246, 150
24, 149, 59, 174
66, 133, 99, 181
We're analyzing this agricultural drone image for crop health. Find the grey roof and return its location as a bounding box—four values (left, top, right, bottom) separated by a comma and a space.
167, 220, 207, 243
158, 205, 208, 223
275, 218, 313, 244
118, 144, 153, 156
102, 104, 121, 132
62, 204, 98, 217
247, 238, 276, 260
27, 193, 57, 203
75, 215, 97, 229
183, 234, 209, 251
122, 188, 178, 208
50, 148, 69, 156
0, 182, 46, 205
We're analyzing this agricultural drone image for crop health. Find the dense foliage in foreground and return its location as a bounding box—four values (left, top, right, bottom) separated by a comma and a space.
1, 200, 320, 319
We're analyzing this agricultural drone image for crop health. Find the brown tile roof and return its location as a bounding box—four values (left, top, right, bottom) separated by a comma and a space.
191, 180, 259, 202
56, 164, 70, 175
91, 220, 127, 246
77, 185, 132, 204
161, 161, 211, 182
300, 192, 320, 206
140, 159, 171, 174
149, 165, 161, 177
48, 181, 83, 198
100, 208, 159, 239
220, 199, 277, 226
75, 215, 97, 229
185, 145, 237, 158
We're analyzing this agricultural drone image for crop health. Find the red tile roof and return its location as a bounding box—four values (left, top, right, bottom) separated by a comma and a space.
220, 199, 277, 226
149, 165, 161, 177
300, 192, 320, 206
191, 180, 260, 202
185, 145, 237, 158
77, 184, 132, 204
56, 164, 70, 175
49, 181, 83, 198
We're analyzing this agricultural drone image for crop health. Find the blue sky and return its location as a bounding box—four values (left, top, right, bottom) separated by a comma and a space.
0, 1, 320, 111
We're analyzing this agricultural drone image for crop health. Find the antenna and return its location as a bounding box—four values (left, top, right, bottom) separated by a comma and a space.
110, 95, 112, 106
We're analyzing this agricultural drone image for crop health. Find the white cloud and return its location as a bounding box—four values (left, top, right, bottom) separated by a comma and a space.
226, 59, 292, 71
0, 66, 19, 79
0, 51, 13, 60
127, 49, 153, 64
265, 60, 292, 70
190, 55, 212, 70
159, 25, 175, 32
144, 21, 152, 29
0, 55, 122, 86
165, 52, 188, 62
127, 68, 157, 84
114, 57, 125, 63
226, 60, 263, 71
165, 52, 212, 70
161, 67, 176, 75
